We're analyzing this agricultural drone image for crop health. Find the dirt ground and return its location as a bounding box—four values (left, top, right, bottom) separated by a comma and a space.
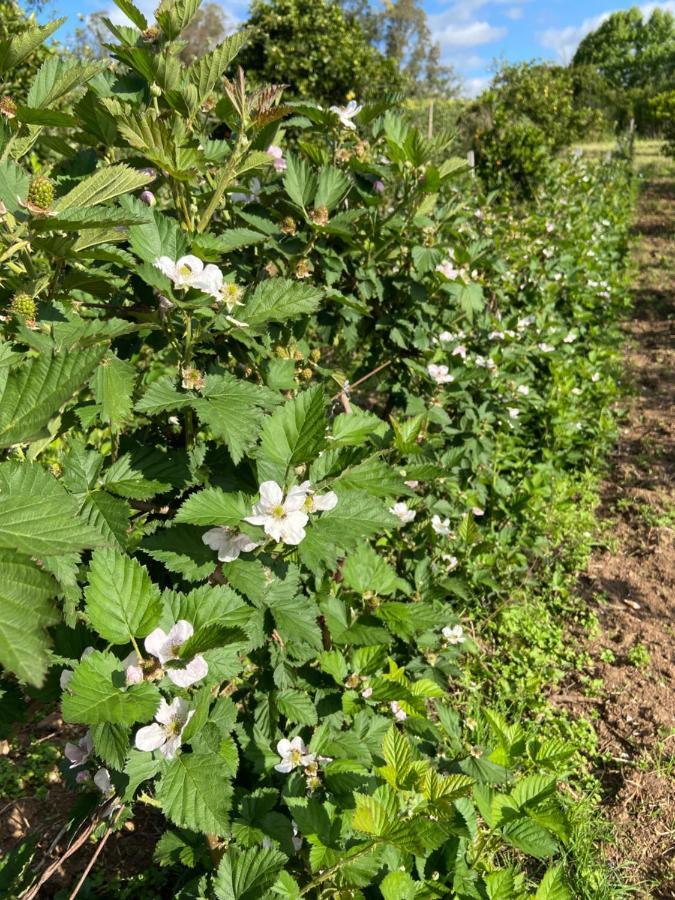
555, 164, 675, 897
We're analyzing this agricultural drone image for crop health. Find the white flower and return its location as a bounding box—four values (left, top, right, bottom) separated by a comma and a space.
431, 514, 452, 537
438, 330, 453, 342
244, 481, 309, 545
474, 355, 486, 367
231, 177, 262, 205
404, 480, 419, 490
507, 407, 519, 419
94, 768, 113, 795
546, 222, 554, 233
287, 481, 338, 514
442, 624, 465, 645
390, 701, 407, 721
135, 697, 195, 760
451, 345, 467, 359
563, 332, 576, 343
267, 145, 286, 172
274, 736, 316, 773
144, 621, 208, 688
472, 507, 484, 517
436, 261, 458, 279
488, 331, 504, 340
516, 385, 529, 396
441, 553, 459, 571
361, 686, 373, 699
329, 100, 362, 129
122, 650, 143, 685
202, 526, 260, 563
572, 387, 582, 396
517, 315, 535, 330
538, 342, 555, 353
64, 732, 93, 768
427, 363, 453, 384
389, 502, 416, 524
591, 372, 600, 382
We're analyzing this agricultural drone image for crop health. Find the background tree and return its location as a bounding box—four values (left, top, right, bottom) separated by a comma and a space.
238, 0, 403, 104
179, 2, 232, 64
0, 0, 55, 96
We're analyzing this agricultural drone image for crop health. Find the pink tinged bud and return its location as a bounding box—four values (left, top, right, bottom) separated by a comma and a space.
126, 664, 143, 684
141, 167, 157, 180
373, 180, 384, 194
140, 190, 156, 207
75, 770, 91, 783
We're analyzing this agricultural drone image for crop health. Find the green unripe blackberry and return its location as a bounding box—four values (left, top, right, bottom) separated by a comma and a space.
27, 175, 54, 211
10, 292, 36, 321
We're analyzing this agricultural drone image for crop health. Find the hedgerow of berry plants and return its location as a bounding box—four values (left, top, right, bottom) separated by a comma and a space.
0, 2, 633, 897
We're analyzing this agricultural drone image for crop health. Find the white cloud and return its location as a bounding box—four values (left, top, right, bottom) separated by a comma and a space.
460, 75, 492, 98
504, 6, 524, 20
431, 16, 507, 50
538, 1, 675, 62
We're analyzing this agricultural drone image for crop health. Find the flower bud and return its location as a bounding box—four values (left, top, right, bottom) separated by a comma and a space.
10, 292, 36, 322
139, 189, 156, 207
373, 179, 384, 194
149, 82, 162, 97
309, 205, 329, 226
27, 175, 54, 211
0, 96, 16, 119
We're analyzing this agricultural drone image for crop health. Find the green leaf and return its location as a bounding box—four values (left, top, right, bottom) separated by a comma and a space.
0, 347, 105, 447
90, 722, 130, 770
501, 818, 558, 859
283, 154, 317, 209
0, 463, 102, 555
112, 0, 148, 30
84, 549, 162, 644
126, 201, 189, 263
54, 164, 151, 211
135, 377, 192, 415
342, 544, 406, 596
192, 227, 266, 258
380, 726, 412, 786
535, 865, 571, 900
0, 159, 30, 215
178, 623, 247, 658
330, 409, 387, 446
379, 871, 416, 900
192, 374, 272, 464
188, 31, 249, 105
123, 749, 161, 800
175, 488, 249, 527
239, 278, 322, 329
92, 353, 136, 429
275, 688, 318, 726
214, 846, 287, 900
0, 550, 58, 686
314, 166, 351, 211
257, 386, 326, 483
62, 651, 161, 725
156, 0, 201, 38
156, 753, 233, 835
0, 18, 65, 75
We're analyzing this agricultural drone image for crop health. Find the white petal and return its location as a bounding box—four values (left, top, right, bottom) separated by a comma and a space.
144, 627, 168, 660
263, 518, 285, 542
60, 669, 73, 691
277, 739, 292, 756
289, 736, 307, 754
274, 758, 294, 773
300, 753, 316, 766
154, 698, 176, 726
64, 742, 86, 767
169, 620, 194, 647
93, 768, 112, 794
160, 735, 181, 760
176, 255, 203, 275
243, 512, 267, 526
311, 491, 338, 512
154, 256, 176, 279
258, 481, 283, 511
279, 512, 308, 545
167, 655, 208, 687
134, 723, 166, 752
202, 526, 228, 552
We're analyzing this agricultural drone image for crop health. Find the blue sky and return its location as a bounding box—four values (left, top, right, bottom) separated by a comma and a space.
39, 0, 675, 96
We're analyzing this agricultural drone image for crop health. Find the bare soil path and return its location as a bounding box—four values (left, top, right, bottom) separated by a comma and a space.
558, 160, 675, 896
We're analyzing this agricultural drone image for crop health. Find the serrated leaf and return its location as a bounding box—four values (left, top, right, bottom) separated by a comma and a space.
275, 688, 318, 726
256, 386, 326, 483
175, 488, 249, 527
156, 752, 233, 835
0, 347, 105, 447
314, 166, 351, 211
283, 154, 317, 209
0, 463, 102, 555
192, 228, 266, 258
54, 164, 151, 211
62, 651, 161, 725
156, 0, 201, 38
90, 722, 129, 770
123, 749, 161, 800
92, 353, 136, 429
188, 31, 249, 105
214, 846, 287, 900
126, 200, 189, 263
501, 818, 558, 859
178, 623, 247, 658
0, 159, 30, 215
535, 865, 571, 900
0, 18, 65, 75
239, 278, 322, 329
112, 0, 148, 29
0, 550, 58, 686
85, 549, 162, 644
135, 377, 192, 415
342, 544, 405, 596
192, 374, 272, 465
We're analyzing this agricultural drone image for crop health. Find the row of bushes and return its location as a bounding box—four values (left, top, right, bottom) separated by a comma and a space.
0, 3, 634, 896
